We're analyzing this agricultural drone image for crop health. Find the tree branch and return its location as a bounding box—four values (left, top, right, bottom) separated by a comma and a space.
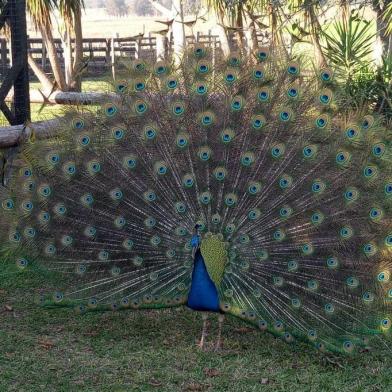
148, 0, 172, 18
27, 53, 54, 92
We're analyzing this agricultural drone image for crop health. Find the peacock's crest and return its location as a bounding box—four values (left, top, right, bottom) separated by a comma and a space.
1, 45, 392, 353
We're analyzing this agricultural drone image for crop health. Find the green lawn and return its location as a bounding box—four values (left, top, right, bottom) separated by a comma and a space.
27, 79, 110, 123
1, 267, 392, 392
0, 79, 111, 126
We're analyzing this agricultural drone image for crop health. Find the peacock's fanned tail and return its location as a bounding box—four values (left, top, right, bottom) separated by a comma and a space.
2, 46, 392, 353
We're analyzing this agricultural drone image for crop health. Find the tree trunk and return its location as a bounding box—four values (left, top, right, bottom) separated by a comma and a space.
40, 25, 66, 91
234, 4, 244, 51
269, 5, 287, 56
61, 26, 73, 87
27, 53, 55, 92
171, 0, 186, 62
340, 0, 350, 23
308, 8, 327, 68
72, 6, 84, 92
244, 12, 258, 54
250, 20, 259, 51
156, 34, 168, 60
373, 1, 392, 62
148, 0, 172, 18
216, 12, 231, 57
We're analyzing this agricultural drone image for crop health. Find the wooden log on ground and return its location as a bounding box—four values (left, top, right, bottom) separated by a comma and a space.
6, 90, 116, 105
0, 118, 62, 148
0, 89, 125, 148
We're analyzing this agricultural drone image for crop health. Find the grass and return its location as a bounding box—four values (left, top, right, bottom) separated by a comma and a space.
0, 78, 111, 126
1, 267, 392, 392
30, 78, 110, 122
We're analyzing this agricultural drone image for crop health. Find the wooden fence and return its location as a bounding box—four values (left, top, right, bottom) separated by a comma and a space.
0, 31, 269, 78
0, 32, 220, 77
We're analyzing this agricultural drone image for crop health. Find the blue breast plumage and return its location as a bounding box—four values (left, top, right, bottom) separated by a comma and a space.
187, 249, 220, 312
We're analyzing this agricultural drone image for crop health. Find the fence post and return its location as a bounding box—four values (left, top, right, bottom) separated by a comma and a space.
105, 38, 111, 68
111, 35, 116, 80
7, 0, 30, 124
135, 38, 140, 60
212, 35, 216, 88
155, 33, 166, 61
1, 39, 7, 73
149, 31, 153, 50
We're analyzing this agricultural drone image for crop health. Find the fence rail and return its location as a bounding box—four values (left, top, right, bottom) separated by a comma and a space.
0, 31, 268, 78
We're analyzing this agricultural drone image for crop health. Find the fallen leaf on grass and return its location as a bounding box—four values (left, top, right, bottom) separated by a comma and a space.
323, 355, 345, 369
149, 378, 163, 387
163, 336, 177, 346
38, 339, 55, 350
291, 363, 303, 369
183, 382, 211, 391
233, 327, 253, 333
203, 368, 221, 378
371, 367, 380, 375
83, 330, 99, 337
218, 348, 242, 356
260, 378, 269, 385
5, 305, 13, 311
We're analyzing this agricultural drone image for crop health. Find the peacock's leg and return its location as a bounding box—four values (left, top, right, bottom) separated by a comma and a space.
198, 313, 209, 349
215, 314, 225, 350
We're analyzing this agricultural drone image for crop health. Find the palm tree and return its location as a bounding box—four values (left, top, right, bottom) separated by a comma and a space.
27, 0, 67, 90
322, 14, 376, 81
379, 0, 392, 58
287, 0, 327, 67
205, 0, 287, 55
171, 0, 186, 61
27, 0, 85, 92
265, 1, 286, 51
58, 0, 85, 91
384, 0, 392, 32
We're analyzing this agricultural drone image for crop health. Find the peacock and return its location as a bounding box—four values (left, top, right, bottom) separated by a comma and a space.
2, 45, 392, 354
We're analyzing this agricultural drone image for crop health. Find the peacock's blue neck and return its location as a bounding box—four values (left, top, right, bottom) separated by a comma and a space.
187, 249, 220, 312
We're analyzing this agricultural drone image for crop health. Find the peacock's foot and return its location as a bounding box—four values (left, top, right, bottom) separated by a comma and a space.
197, 335, 207, 349
214, 314, 225, 352
214, 340, 223, 352
197, 334, 212, 351
197, 340, 207, 350
197, 313, 209, 350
